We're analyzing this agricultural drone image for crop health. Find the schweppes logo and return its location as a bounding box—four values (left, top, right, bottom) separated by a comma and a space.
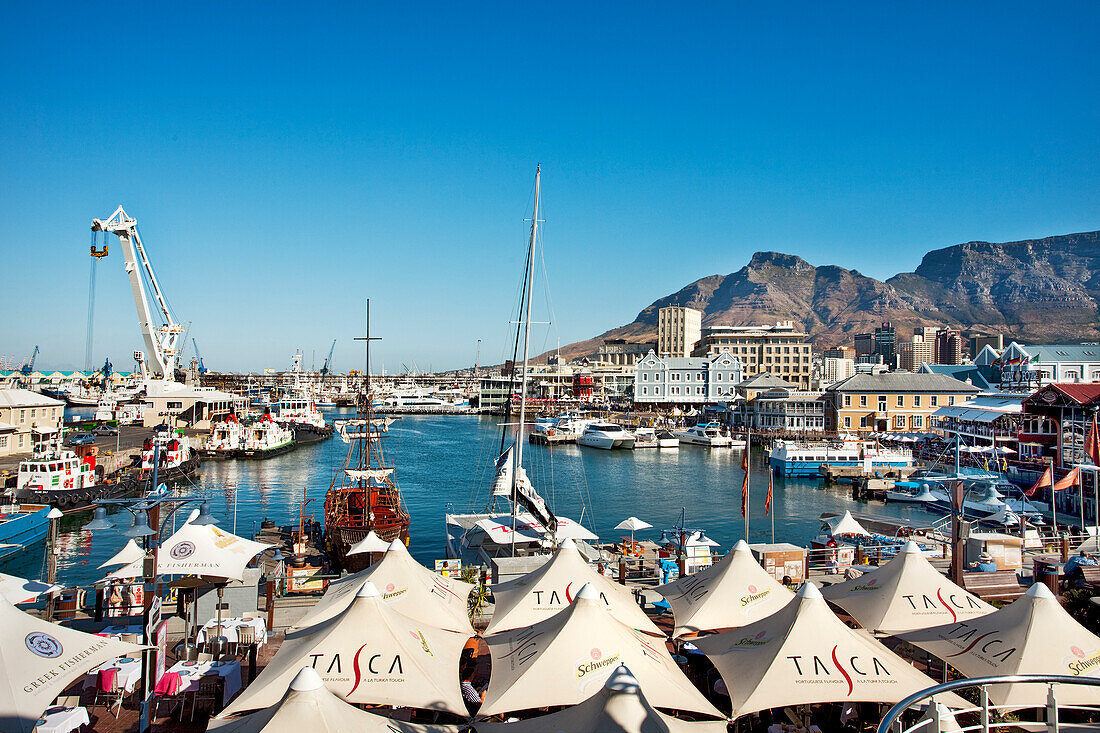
576, 647, 621, 680
732, 631, 769, 647
381, 582, 408, 601
1067, 646, 1100, 676
740, 584, 772, 607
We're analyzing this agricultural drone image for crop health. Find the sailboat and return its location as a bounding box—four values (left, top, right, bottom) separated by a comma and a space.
444, 166, 599, 566
323, 302, 411, 572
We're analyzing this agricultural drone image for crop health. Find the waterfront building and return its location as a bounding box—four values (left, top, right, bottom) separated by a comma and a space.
898, 335, 934, 372
751, 387, 827, 433
931, 394, 1028, 450
917, 363, 999, 392
595, 339, 657, 367
657, 306, 702, 358
692, 321, 812, 388
0, 389, 64, 456
825, 369, 979, 433
935, 329, 963, 365
139, 382, 246, 428
994, 342, 1100, 386
1021, 383, 1100, 469
633, 352, 743, 406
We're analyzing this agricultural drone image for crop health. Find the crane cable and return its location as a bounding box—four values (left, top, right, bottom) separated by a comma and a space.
84, 231, 100, 370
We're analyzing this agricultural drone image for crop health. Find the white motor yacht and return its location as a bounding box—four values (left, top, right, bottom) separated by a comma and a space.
632, 427, 659, 448
674, 422, 733, 447
577, 422, 636, 450
655, 429, 680, 448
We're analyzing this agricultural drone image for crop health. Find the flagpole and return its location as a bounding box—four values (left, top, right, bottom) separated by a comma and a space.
744, 427, 751, 540
769, 474, 775, 543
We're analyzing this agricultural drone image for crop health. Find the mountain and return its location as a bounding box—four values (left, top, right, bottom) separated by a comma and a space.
550, 230, 1100, 361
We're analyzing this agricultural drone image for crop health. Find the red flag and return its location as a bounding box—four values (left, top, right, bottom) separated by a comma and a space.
741, 472, 749, 517
765, 474, 773, 515
1052, 466, 1080, 492
1025, 465, 1052, 497
1086, 416, 1100, 466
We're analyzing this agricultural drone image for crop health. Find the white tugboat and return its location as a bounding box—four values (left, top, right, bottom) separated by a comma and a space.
239, 413, 296, 458
199, 414, 247, 458
139, 431, 199, 480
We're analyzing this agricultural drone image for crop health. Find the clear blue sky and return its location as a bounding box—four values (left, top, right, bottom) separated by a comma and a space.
2, 2, 1097, 374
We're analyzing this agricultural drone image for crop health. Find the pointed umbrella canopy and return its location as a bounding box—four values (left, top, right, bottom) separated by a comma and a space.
615, 517, 653, 532
824, 511, 870, 536
110, 522, 270, 582
479, 584, 721, 718
899, 583, 1100, 709
692, 583, 966, 718
0, 595, 146, 733
219, 582, 470, 718
97, 538, 145, 569
0, 573, 62, 606
346, 530, 391, 556
208, 667, 460, 733
477, 665, 727, 733
485, 539, 663, 637
820, 540, 994, 635
292, 540, 474, 633
655, 540, 793, 638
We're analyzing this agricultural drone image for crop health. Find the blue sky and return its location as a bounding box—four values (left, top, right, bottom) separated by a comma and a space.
2, 2, 1097, 373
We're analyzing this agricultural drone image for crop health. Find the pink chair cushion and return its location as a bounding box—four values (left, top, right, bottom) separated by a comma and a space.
154, 672, 182, 696
97, 667, 118, 692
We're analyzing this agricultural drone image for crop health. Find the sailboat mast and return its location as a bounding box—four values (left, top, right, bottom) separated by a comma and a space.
511, 165, 541, 556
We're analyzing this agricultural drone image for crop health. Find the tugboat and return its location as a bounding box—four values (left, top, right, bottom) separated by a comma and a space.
274, 393, 333, 444
238, 413, 296, 458
140, 431, 199, 480
199, 413, 246, 458
323, 303, 410, 572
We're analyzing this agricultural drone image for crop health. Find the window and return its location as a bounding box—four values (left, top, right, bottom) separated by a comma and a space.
641, 386, 648, 396
912, 415, 924, 428
696, 373, 703, 381
697, 386, 704, 395
878, 398, 887, 412
843, 395, 851, 407
949, 396, 956, 405
672, 387, 679, 395
716, 373, 722, 381
641, 373, 648, 381
167, 401, 183, 409
896, 395, 904, 407
30, 409, 35, 418
930, 395, 938, 407
895, 415, 905, 429
18, 435, 25, 447
859, 415, 868, 428
0, 436, 6, 448
654, 387, 661, 395
18, 409, 25, 423
913, 395, 921, 407
859, 395, 867, 407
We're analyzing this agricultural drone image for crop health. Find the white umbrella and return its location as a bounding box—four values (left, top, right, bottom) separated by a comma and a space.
346, 530, 390, 557
692, 583, 966, 718
900, 583, 1100, 709
614, 516, 653, 547
0, 573, 62, 606
655, 540, 793, 638
218, 582, 470, 718
97, 538, 145, 569
110, 522, 270, 581
293, 539, 474, 633
820, 541, 994, 635
823, 511, 870, 537
208, 667, 459, 733
479, 584, 721, 718
476, 665, 727, 733
0, 595, 146, 732
485, 539, 662, 636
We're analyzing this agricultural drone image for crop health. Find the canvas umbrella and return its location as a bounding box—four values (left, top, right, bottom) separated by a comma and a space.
484, 538, 662, 636
209, 666, 460, 733
293, 539, 474, 633
899, 583, 1100, 709
0, 595, 146, 733
823, 511, 870, 537
820, 540, 994, 635
346, 530, 390, 557
218, 581, 470, 718
614, 517, 653, 547
0, 573, 62, 606
655, 539, 793, 638
479, 584, 721, 718
97, 538, 144, 569
692, 583, 966, 718
477, 665, 727, 733
109, 521, 270, 581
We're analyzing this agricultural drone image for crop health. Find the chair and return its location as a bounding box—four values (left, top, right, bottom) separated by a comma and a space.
197, 652, 214, 663
92, 669, 124, 718
189, 674, 222, 721
152, 672, 185, 721
55, 695, 81, 708
121, 633, 142, 644
235, 625, 256, 658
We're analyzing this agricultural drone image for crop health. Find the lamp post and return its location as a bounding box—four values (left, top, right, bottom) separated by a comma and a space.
43, 507, 63, 621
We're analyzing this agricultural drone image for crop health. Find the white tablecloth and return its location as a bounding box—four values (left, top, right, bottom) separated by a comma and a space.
95, 624, 142, 638
82, 656, 143, 693
34, 706, 89, 733
166, 660, 243, 703
196, 617, 267, 646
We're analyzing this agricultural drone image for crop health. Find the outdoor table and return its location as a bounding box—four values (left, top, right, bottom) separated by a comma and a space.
167, 659, 244, 704
195, 617, 268, 647
94, 624, 142, 638
82, 655, 143, 693
33, 706, 90, 733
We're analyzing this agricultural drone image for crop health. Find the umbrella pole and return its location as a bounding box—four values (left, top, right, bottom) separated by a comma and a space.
215, 585, 224, 663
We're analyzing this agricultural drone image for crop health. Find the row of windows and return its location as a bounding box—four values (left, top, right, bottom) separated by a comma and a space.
639, 385, 733, 396
9, 407, 61, 423
841, 414, 925, 429
639, 371, 736, 382
841, 394, 954, 408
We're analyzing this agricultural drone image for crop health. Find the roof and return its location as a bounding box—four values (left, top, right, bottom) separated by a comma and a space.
918, 364, 996, 391
737, 372, 795, 389
827, 372, 981, 394
1024, 344, 1100, 362
1026, 382, 1100, 406
0, 389, 64, 409
933, 395, 1024, 424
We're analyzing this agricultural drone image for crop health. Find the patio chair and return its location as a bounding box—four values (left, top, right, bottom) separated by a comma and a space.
189, 674, 222, 721
235, 626, 256, 657
92, 669, 125, 718
152, 672, 185, 721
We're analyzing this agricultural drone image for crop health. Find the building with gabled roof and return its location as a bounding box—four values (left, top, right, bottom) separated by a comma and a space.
825, 371, 979, 434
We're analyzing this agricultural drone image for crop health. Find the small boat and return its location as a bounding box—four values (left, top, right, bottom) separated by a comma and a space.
11, 442, 142, 512
769, 438, 913, 476
885, 481, 938, 503
674, 422, 733, 447
238, 414, 296, 458
274, 394, 332, 435
0, 504, 51, 562
140, 432, 199, 480
200, 414, 247, 457
577, 423, 636, 450
655, 429, 680, 449
632, 427, 659, 449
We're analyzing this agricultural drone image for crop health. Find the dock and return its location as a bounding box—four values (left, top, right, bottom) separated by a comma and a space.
819, 463, 917, 483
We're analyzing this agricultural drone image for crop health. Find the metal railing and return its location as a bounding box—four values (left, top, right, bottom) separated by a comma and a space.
878, 675, 1100, 733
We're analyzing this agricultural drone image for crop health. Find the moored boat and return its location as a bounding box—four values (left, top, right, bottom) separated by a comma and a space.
577, 422, 636, 450
11, 441, 141, 512
674, 422, 735, 447
238, 414, 296, 458
0, 503, 51, 562
769, 438, 913, 476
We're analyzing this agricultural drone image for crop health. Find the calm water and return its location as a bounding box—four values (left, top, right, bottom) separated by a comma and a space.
2, 412, 932, 589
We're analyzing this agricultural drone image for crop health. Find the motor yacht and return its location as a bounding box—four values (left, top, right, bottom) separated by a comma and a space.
674, 422, 733, 447
655, 429, 680, 448
577, 423, 636, 450
632, 427, 659, 448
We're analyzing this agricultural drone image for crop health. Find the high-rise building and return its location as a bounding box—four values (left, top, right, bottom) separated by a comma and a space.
854, 333, 874, 357
970, 333, 1003, 357
874, 322, 897, 368
935, 329, 963, 365
657, 306, 702, 359
693, 321, 813, 388
898, 335, 934, 372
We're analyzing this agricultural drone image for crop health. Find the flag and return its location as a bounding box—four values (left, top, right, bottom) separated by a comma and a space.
1025, 464, 1052, 497
1086, 416, 1100, 466
1052, 466, 1080, 492
765, 473, 773, 516
740, 443, 749, 517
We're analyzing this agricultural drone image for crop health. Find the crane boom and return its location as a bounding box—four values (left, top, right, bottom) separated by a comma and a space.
320, 339, 336, 375
91, 206, 183, 382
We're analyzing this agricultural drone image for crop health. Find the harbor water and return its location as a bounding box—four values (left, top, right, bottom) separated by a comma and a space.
2, 412, 933, 590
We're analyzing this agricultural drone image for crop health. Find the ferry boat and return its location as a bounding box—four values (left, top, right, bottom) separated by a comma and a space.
11, 443, 140, 511
577, 422, 636, 450
0, 504, 51, 562
274, 394, 331, 435
238, 414, 296, 458
674, 422, 735, 447
768, 438, 913, 476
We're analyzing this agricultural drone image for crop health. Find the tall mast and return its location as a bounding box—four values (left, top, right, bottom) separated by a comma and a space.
511, 165, 541, 555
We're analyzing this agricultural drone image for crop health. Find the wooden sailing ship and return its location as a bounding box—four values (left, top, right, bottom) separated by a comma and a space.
323, 306, 410, 572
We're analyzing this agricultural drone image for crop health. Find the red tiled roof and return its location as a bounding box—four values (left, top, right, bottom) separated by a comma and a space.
1049, 383, 1100, 405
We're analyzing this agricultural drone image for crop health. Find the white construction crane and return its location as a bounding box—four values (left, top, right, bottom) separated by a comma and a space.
91, 206, 184, 383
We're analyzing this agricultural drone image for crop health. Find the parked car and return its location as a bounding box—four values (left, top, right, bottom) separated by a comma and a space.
67, 432, 96, 446
93, 424, 119, 436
